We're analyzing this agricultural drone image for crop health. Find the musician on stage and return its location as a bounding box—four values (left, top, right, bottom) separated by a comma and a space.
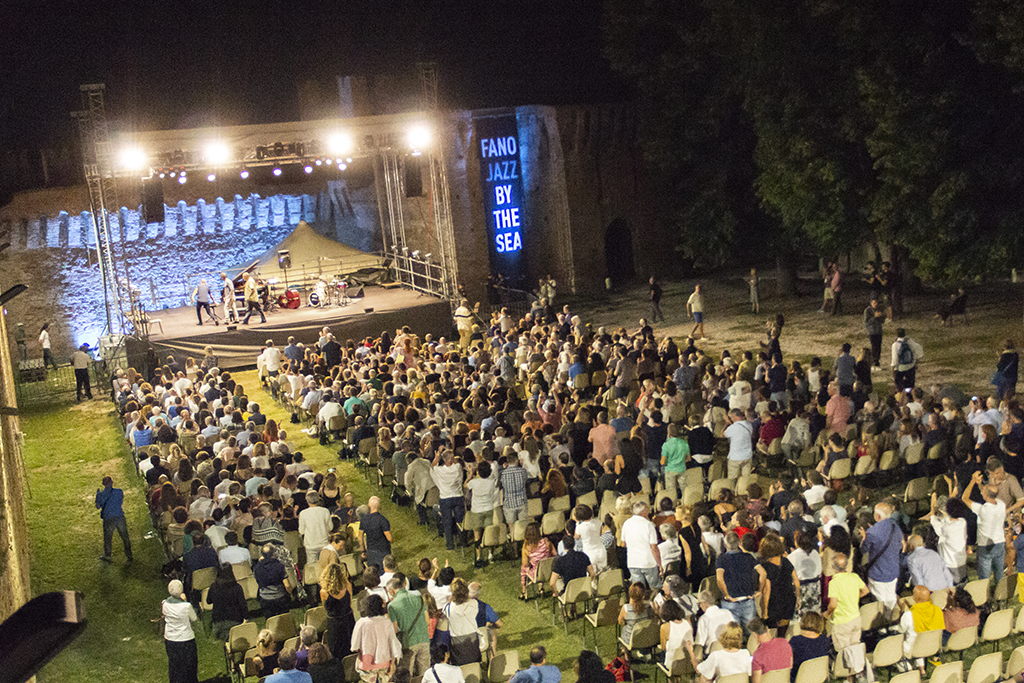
191, 279, 219, 326
219, 272, 238, 323
241, 272, 267, 325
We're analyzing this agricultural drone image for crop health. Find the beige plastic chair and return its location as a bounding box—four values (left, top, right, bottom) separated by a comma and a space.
584, 596, 621, 655
526, 498, 544, 519
240, 576, 259, 601
879, 449, 899, 472
554, 575, 594, 634
577, 490, 598, 508
981, 608, 1013, 652
854, 456, 876, 477
943, 626, 977, 660
859, 600, 884, 632
488, 650, 521, 683
890, 671, 922, 683
905, 442, 925, 465
304, 605, 327, 636
1004, 645, 1024, 679
683, 485, 704, 506
994, 573, 1016, 607
548, 495, 571, 513
231, 562, 253, 580
596, 568, 624, 599
460, 662, 483, 683
191, 566, 218, 593
795, 658, 830, 683
930, 587, 951, 609
869, 633, 905, 675
266, 612, 297, 644
927, 443, 945, 461
541, 511, 566, 536
910, 629, 943, 661
965, 578, 990, 607
708, 478, 736, 500
526, 556, 555, 606
481, 524, 509, 562
930, 661, 963, 683
761, 670, 791, 683
618, 618, 660, 658
967, 652, 1003, 683
224, 621, 259, 676
827, 458, 851, 481
657, 649, 696, 683
904, 477, 931, 513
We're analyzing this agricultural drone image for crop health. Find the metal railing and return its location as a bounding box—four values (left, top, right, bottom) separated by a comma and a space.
13, 360, 105, 406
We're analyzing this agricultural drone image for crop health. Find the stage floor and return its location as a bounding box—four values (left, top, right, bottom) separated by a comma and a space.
148, 286, 453, 370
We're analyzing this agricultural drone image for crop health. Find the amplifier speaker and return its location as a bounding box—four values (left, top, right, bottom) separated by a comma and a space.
404, 157, 423, 197
142, 178, 165, 225
364, 307, 374, 313
226, 325, 237, 331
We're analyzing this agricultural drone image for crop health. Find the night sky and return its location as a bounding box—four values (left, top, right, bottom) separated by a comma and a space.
0, 0, 625, 149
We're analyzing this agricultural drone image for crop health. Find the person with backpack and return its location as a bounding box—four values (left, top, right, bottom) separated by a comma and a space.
890, 328, 924, 392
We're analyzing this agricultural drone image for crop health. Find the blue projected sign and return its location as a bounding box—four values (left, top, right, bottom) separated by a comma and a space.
476, 113, 526, 283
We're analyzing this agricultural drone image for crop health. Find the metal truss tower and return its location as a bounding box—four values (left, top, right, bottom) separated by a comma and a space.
74, 83, 130, 335
419, 63, 460, 304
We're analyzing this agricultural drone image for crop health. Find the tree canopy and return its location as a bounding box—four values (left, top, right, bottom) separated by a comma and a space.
604, 0, 1024, 283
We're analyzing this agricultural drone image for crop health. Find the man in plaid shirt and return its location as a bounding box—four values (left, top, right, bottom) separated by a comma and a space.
500, 451, 529, 533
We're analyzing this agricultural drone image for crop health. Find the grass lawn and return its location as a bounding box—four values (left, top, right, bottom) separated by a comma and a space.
20, 275, 1020, 681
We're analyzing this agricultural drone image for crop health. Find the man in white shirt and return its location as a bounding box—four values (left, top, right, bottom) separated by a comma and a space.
621, 501, 663, 592
724, 409, 754, 478
219, 531, 252, 566
431, 449, 465, 551
695, 590, 734, 649
967, 396, 1004, 444
963, 470, 1007, 580
262, 340, 283, 377
298, 491, 332, 562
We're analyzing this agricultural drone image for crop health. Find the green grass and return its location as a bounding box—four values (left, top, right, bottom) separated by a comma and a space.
21, 375, 625, 682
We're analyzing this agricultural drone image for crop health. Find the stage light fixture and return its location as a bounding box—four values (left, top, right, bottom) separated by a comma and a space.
408, 125, 430, 150
303, 165, 313, 174
346, 157, 352, 163
178, 175, 187, 185
272, 168, 282, 177
158, 172, 166, 179
205, 142, 230, 165
325, 158, 333, 165
424, 253, 432, 260
169, 171, 176, 178
240, 169, 250, 179
207, 173, 216, 182
118, 146, 147, 171
315, 159, 323, 166
339, 163, 347, 170
327, 132, 352, 155
412, 250, 420, 258
411, 150, 422, 157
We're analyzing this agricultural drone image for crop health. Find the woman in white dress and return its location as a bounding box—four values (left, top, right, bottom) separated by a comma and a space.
573, 504, 607, 572
696, 622, 751, 683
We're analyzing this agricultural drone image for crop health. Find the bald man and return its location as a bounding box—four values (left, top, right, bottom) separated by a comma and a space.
360, 496, 393, 569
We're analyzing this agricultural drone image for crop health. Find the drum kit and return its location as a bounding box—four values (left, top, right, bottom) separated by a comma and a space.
307, 275, 351, 308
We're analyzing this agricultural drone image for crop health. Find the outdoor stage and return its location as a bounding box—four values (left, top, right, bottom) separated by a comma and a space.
146, 286, 453, 370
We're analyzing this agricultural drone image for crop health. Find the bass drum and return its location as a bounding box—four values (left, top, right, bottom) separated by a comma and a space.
307, 291, 321, 308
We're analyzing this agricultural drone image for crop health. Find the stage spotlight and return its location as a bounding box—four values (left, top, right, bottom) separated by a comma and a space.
411, 150, 422, 157
424, 253, 432, 260
327, 132, 352, 155
158, 172, 166, 179
315, 159, 322, 166
408, 125, 430, 150
325, 158, 333, 165
412, 250, 421, 258
339, 163, 347, 171
272, 167, 282, 177
207, 173, 216, 182
118, 147, 146, 171
346, 157, 352, 163
169, 171, 176, 178
240, 169, 250, 179
205, 142, 230, 165
178, 175, 187, 185
303, 165, 313, 174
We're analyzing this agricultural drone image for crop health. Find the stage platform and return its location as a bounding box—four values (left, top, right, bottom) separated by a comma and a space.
147, 286, 453, 370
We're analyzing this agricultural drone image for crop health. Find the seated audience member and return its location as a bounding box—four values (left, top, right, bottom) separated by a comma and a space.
696, 622, 752, 683
749, 617, 793, 683
509, 646, 562, 683
898, 585, 945, 675
787, 612, 830, 682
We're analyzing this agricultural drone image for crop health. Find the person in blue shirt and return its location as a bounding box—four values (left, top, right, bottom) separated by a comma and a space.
858, 501, 903, 612
469, 581, 503, 658
95, 476, 133, 563
510, 646, 562, 683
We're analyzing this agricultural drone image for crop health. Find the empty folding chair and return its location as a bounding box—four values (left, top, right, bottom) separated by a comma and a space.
488, 650, 521, 683
869, 633, 905, 678
583, 596, 621, 655
541, 511, 566, 536
967, 652, 1003, 683
224, 621, 259, 679
994, 573, 1016, 608
304, 605, 327, 637
964, 579, 990, 608
596, 568, 625, 600
1004, 645, 1024, 680
981, 608, 1013, 653
890, 671, 922, 683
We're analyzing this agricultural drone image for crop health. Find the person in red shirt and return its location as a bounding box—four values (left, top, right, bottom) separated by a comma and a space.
750, 617, 793, 683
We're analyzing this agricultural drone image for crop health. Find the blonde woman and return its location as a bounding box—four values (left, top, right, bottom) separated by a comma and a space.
696, 622, 751, 682
251, 628, 279, 678
319, 561, 355, 659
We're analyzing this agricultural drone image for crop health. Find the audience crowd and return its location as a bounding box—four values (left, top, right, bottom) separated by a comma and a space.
109, 292, 1024, 683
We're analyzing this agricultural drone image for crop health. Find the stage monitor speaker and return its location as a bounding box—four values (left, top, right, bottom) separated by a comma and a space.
226, 325, 237, 331
364, 307, 374, 313
278, 250, 291, 269
141, 178, 165, 225
351, 286, 365, 299
404, 157, 423, 197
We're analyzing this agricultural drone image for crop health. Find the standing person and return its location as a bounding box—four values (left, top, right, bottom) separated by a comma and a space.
890, 328, 924, 392
454, 300, 474, 350
962, 470, 1007, 580
864, 299, 885, 367
993, 340, 1019, 400
661, 423, 690, 500
834, 344, 856, 397
829, 265, 843, 315
72, 344, 93, 402
351, 594, 403, 682
622, 501, 663, 592
191, 278, 218, 326
387, 574, 430, 678
431, 449, 465, 551
219, 272, 238, 323
319, 563, 356, 661
715, 531, 758, 627
724, 409, 754, 479
748, 268, 760, 314
360, 496, 393, 570
162, 579, 199, 683
298, 491, 332, 564
39, 323, 57, 370
14, 322, 27, 361
241, 272, 267, 325
687, 284, 705, 340
649, 276, 665, 323
858, 501, 903, 613
824, 555, 869, 683
95, 476, 133, 563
